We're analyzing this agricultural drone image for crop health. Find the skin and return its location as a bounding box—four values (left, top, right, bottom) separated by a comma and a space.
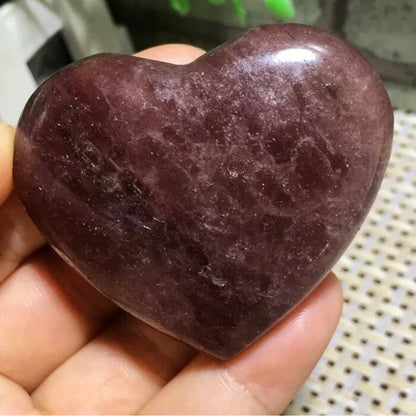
0, 44, 343, 415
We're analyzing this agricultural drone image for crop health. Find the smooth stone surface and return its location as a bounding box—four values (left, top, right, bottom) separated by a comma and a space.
14, 24, 393, 359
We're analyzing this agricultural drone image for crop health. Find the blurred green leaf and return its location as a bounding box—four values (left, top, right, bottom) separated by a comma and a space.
207, 0, 227, 4
232, 0, 247, 24
264, 0, 295, 19
169, 0, 190, 15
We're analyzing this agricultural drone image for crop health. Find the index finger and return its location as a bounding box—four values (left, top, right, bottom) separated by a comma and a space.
134, 43, 205, 64
0, 122, 14, 204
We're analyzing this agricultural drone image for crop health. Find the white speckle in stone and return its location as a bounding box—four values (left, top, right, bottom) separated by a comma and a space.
211, 276, 227, 287
228, 170, 239, 178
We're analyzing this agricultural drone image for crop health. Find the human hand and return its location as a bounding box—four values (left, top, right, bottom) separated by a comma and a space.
0, 45, 343, 415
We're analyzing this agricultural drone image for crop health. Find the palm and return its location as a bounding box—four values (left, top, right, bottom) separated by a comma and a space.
0, 46, 342, 415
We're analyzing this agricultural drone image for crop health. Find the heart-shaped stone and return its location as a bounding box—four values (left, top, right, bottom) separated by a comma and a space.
14, 24, 393, 359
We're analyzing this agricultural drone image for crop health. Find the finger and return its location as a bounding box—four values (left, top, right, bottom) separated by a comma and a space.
0, 375, 39, 415
0, 122, 14, 205
0, 192, 45, 282
0, 247, 117, 392
134, 43, 205, 64
32, 315, 195, 415
31, 43, 206, 414
0, 117, 45, 283
140, 273, 343, 415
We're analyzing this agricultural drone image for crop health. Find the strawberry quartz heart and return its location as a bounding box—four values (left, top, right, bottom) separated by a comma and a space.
14, 24, 393, 359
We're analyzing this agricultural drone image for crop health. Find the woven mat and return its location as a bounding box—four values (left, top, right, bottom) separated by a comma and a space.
285, 110, 416, 415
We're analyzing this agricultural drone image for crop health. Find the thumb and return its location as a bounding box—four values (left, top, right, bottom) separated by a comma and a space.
0, 122, 15, 205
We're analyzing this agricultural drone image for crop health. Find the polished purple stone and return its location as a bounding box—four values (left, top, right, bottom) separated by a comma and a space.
14, 24, 393, 359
